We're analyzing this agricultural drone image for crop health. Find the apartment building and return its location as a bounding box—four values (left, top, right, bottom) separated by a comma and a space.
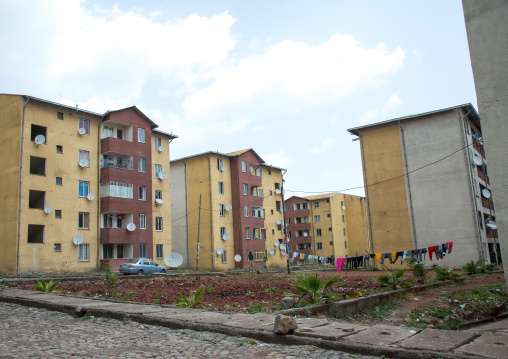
348, 104, 499, 267
285, 193, 369, 262
170, 149, 287, 271
0, 94, 176, 274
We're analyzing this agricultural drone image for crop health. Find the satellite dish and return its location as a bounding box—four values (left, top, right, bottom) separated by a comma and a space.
126, 223, 136, 232
486, 221, 497, 230
303, 232, 308, 237
165, 252, 183, 268
87, 193, 95, 201
473, 155, 483, 166
281, 250, 286, 256
79, 159, 89, 167
34, 135, 46, 145
275, 189, 281, 194
44, 206, 52, 214
274, 240, 280, 247
158, 145, 164, 152
234, 254, 242, 262
78, 128, 86, 135
158, 171, 167, 180
276, 219, 282, 225
342, 205, 346, 210
222, 233, 229, 240
269, 249, 275, 255
225, 204, 232, 212
220, 166, 226, 172
155, 198, 163, 205
216, 248, 224, 255
482, 189, 491, 198
72, 234, 83, 245
279, 244, 286, 250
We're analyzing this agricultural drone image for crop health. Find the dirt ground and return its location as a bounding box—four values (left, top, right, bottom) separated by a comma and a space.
17, 270, 506, 324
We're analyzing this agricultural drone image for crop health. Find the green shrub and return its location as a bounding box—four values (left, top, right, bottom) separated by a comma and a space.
175, 286, 205, 308
433, 267, 460, 281
289, 273, 341, 306
34, 279, 57, 293
377, 269, 412, 290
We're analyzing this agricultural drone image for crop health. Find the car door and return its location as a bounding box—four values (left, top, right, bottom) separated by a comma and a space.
148, 259, 158, 273
142, 260, 151, 273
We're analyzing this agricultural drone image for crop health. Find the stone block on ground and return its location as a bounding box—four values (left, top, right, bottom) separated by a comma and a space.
281, 297, 296, 309
274, 314, 297, 334
455, 332, 508, 359
345, 324, 418, 345
399, 328, 479, 351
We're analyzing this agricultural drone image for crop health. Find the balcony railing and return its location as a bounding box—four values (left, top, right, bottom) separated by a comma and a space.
477, 167, 490, 185
481, 197, 494, 210
486, 228, 498, 238
100, 157, 133, 170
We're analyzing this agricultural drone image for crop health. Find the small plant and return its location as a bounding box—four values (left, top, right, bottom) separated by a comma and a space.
101, 264, 118, 296
245, 290, 253, 296
150, 291, 158, 297
34, 279, 58, 293
81, 314, 93, 321
154, 299, 161, 304
486, 263, 498, 272
434, 267, 460, 281
377, 269, 412, 290
207, 285, 214, 293
175, 286, 205, 308
247, 302, 265, 314
122, 314, 132, 322
412, 263, 427, 283
290, 273, 341, 306
462, 260, 482, 275
161, 291, 167, 297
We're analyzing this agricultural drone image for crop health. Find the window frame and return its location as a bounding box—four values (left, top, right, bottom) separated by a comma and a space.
245, 227, 250, 239
154, 164, 162, 178
155, 217, 163, 231
156, 244, 163, 259
218, 181, 224, 194
78, 118, 90, 135
241, 161, 247, 172
78, 181, 89, 197
138, 185, 146, 201
138, 157, 146, 172
138, 127, 145, 143
219, 204, 225, 217
78, 244, 90, 261
78, 212, 89, 229
139, 214, 147, 230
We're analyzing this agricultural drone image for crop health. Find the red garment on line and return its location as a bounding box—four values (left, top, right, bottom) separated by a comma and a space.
336, 257, 346, 271
428, 246, 438, 260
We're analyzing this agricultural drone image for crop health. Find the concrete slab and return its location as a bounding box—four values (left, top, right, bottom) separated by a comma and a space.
226, 314, 277, 330
295, 322, 368, 340
294, 318, 330, 328
345, 324, 419, 346
465, 318, 508, 332
145, 309, 221, 321
95, 303, 169, 315
399, 329, 479, 351
455, 332, 508, 359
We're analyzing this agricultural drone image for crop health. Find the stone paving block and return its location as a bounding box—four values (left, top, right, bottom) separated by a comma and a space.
294, 318, 330, 328
295, 322, 368, 340
455, 332, 508, 359
399, 328, 479, 351
97, 303, 169, 315
145, 309, 220, 321
344, 324, 419, 345
226, 314, 277, 330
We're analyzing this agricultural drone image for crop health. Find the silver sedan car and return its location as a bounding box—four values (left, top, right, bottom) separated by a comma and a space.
119, 258, 167, 275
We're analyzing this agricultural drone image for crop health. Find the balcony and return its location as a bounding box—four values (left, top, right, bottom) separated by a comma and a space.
486, 228, 498, 239
472, 140, 485, 157
477, 167, 490, 185
100, 155, 133, 170
481, 197, 494, 210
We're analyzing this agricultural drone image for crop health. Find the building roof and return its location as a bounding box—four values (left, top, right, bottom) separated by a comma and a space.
347, 103, 480, 136
227, 148, 265, 163
303, 193, 338, 200
153, 128, 178, 139
104, 106, 159, 129
17, 95, 103, 119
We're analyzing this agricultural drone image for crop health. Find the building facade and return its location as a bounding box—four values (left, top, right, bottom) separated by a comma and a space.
0, 95, 176, 274
170, 149, 287, 271
348, 104, 499, 268
285, 193, 369, 262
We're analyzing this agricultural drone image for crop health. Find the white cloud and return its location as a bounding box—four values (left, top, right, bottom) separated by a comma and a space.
382, 92, 402, 113
357, 91, 402, 124
310, 137, 334, 154
358, 109, 378, 124
261, 150, 291, 168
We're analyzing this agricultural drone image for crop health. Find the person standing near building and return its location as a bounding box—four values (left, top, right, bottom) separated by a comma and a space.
248, 251, 254, 272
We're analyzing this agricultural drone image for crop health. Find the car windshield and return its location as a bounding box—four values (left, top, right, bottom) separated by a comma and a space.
126, 259, 139, 263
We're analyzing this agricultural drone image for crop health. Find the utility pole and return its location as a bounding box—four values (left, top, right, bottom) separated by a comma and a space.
196, 194, 201, 270
281, 171, 290, 274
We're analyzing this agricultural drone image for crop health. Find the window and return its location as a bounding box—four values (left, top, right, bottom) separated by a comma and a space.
78, 212, 89, 229
327, 214, 331, 218
154, 136, 162, 149
314, 201, 320, 209
138, 128, 145, 143
243, 184, 248, 195
56, 177, 62, 185
102, 125, 113, 138
268, 170, 271, 175
250, 165, 254, 175
277, 224, 282, 231
326, 199, 330, 203
342, 215, 345, 223
219, 204, 225, 216
345, 241, 348, 249
285, 218, 290, 225
56, 145, 63, 153
28, 190, 45, 209
329, 227, 332, 231
54, 243, 61, 251
316, 229, 322, 236
139, 243, 147, 258
256, 168, 262, 177
271, 210, 274, 215
217, 158, 223, 170
103, 244, 114, 259
244, 205, 249, 217
155, 190, 162, 200
156, 244, 163, 259
275, 183, 281, 191
220, 226, 226, 239
79, 181, 89, 197
245, 227, 250, 239
254, 250, 267, 261
253, 228, 260, 239
272, 229, 275, 234
154, 164, 162, 178
55, 210, 62, 218
100, 181, 133, 198
276, 201, 282, 212
218, 181, 224, 194
261, 229, 266, 240
251, 186, 256, 196
317, 242, 323, 250
139, 214, 147, 230
330, 241, 333, 245
343, 228, 346, 236
30, 156, 46, 175
138, 185, 146, 201
138, 157, 146, 172
314, 215, 320, 223
284, 203, 290, 211
78, 244, 89, 261
259, 189, 264, 198
31, 124, 46, 143
79, 150, 90, 166
27, 224, 44, 243
242, 161, 247, 172
221, 250, 227, 263
155, 217, 163, 231
57, 112, 63, 120
252, 206, 264, 218
79, 118, 90, 135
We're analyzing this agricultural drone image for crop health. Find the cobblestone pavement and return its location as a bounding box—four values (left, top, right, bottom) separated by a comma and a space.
0, 303, 381, 359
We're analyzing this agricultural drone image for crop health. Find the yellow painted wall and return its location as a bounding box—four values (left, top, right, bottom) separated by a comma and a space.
18, 102, 100, 274
151, 134, 172, 263
309, 198, 334, 258
360, 126, 412, 257
260, 167, 286, 268
0, 96, 23, 274
345, 195, 369, 256
330, 194, 348, 258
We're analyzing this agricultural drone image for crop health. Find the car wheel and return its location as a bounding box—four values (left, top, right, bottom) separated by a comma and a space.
123, 273, 130, 275
136, 269, 143, 275
160, 269, 166, 273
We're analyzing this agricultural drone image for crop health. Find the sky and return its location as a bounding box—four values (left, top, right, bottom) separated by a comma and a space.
0, 0, 478, 197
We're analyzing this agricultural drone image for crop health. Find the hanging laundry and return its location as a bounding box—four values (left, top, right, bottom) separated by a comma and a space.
394, 251, 403, 263
401, 250, 409, 264
375, 253, 382, 261
381, 253, 393, 264
336, 257, 346, 271
447, 241, 453, 254
428, 246, 438, 260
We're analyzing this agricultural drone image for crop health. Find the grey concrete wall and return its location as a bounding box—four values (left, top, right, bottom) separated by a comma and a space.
170, 161, 190, 267
400, 110, 481, 267
463, 0, 508, 281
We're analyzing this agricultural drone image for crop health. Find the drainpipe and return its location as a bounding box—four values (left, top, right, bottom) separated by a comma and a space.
183, 160, 190, 266
17, 97, 30, 275
359, 133, 374, 256
280, 169, 290, 274
208, 157, 214, 271
398, 121, 418, 250
97, 116, 104, 270
459, 109, 485, 262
